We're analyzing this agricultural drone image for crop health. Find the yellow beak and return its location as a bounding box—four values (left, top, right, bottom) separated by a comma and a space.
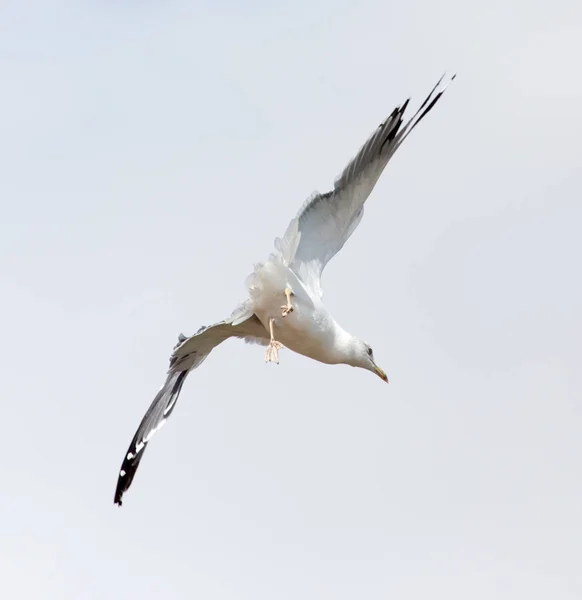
373, 363, 389, 383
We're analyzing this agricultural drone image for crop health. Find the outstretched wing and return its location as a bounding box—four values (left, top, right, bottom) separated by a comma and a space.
114, 311, 267, 506
279, 74, 455, 296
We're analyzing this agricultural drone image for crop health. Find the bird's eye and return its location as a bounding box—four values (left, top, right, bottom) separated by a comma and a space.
367, 347, 373, 356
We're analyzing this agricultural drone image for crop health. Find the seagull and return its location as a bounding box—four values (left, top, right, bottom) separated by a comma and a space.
114, 74, 455, 506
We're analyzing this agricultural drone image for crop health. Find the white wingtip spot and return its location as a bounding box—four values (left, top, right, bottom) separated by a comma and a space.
120, 470, 126, 477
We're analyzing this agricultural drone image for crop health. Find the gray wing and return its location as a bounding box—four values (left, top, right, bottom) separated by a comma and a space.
114, 309, 267, 506
279, 74, 455, 296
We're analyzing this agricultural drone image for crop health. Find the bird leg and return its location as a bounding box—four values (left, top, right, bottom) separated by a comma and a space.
265, 318, 284, 364
280, 287, 294, 317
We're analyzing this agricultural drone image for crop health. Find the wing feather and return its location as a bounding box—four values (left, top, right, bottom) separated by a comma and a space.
281, 74, 455, 296
114, 312, 266, 506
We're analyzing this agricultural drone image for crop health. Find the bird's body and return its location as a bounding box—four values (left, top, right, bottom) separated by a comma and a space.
249, 257, 344, 364
114, 74, 455, 506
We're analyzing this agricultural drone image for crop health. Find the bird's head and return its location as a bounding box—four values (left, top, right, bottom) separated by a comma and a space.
349, 338, 389, 383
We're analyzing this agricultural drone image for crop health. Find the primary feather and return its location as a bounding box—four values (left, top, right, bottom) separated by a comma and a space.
114, 313, 267, 506
282, 74, 455, 297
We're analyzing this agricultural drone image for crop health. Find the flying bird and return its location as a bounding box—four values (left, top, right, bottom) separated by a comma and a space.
114, 74, 455, 506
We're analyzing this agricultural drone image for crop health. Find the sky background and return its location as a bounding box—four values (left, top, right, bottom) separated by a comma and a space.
1, 1, 581, 598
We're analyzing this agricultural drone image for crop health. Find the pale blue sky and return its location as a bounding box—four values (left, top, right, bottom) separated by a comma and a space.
1, 1, 581, 599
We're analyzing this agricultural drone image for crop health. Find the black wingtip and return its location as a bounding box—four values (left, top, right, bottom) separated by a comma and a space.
113, 437, 149, 507
391, 71, 456, 146
114, 470, 128, 505
112, 370, 189, 507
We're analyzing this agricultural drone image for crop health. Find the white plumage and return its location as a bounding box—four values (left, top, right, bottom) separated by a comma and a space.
114, 74, 454, 506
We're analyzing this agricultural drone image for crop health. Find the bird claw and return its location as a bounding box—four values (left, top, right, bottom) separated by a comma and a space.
280, 304, 294, 317
265, 340, 284, 364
